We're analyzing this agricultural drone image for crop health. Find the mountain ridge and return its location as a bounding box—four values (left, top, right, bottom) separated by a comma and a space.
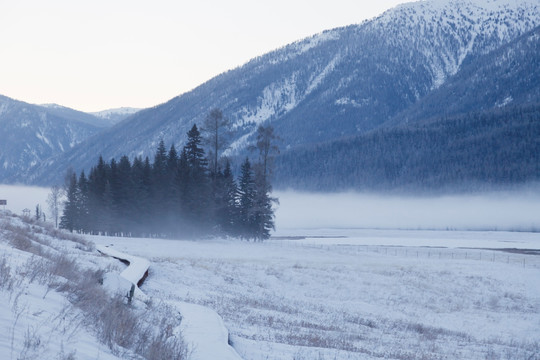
0, 95, 149, 183
5, 0, 540, 189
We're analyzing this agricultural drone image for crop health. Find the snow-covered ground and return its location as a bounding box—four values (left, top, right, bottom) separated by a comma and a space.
0, 213, 189, 360
0, 215, 125, 360
1, 186, 540, 359
89, 228, 540, 359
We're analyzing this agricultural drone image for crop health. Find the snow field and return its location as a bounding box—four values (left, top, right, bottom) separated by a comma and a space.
90, 232, 540, 360
0, 216, 123, 360
0, 214, 189, 360
97, 243, 241, 360
2, 203, 539, 360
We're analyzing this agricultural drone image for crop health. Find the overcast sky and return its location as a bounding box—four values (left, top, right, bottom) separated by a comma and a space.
0, 0, 413, 112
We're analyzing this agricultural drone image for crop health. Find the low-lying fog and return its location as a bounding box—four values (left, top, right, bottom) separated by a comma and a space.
1, 185, 539, 233
274, 189, 540, 233
0, 185, 50, 217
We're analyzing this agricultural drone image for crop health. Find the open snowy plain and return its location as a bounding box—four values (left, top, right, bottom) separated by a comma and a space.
89, 230, 540, 359
1, 186, 540, 359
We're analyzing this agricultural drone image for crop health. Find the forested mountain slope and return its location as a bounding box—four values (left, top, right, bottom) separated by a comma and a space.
275, 104, 540, 191
21, 0, 540, 189
0, 95, 102, 183
386, 24, 540, 126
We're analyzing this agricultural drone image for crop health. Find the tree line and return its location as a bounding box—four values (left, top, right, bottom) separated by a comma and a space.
274, 104, 540, 192
59, 109, 279, 240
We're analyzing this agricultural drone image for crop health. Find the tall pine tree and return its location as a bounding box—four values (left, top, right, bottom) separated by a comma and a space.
237, 158, 256, 239
183, 125, 210, 236
59, 171, 78, 232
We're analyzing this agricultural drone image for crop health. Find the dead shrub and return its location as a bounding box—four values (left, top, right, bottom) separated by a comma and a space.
49, 253, 79, 282
0, 255, 14, 290
143, 330, 188, 360
10, 231, 33, 252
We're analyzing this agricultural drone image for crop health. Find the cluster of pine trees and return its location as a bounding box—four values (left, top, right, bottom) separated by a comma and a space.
60, 113, 278, 240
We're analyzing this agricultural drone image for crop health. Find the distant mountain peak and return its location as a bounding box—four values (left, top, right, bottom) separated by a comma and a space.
90, 107, 141, 126
39, 103, 68, 109
91, 107, 141, 118
9, 0, 540, 189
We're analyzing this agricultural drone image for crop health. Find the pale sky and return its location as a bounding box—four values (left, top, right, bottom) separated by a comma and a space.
0, 0, 413, 112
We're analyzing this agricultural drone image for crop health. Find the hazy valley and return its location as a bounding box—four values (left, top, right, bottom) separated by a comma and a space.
1, 0, 540, 359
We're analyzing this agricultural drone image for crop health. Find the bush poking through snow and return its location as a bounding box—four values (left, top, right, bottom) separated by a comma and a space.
1, 214, 188, 360
0, 255, 14, 290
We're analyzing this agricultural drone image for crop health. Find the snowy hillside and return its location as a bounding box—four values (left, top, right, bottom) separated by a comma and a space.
0, 212, 189, 359
0, 98, 139, 184
91, 227, 540, 360
91, 107, 141, 126
372, 0, 540, 88
0, 95, 102, 184
2, 190, 540, 359
24, 0, 540, 187
38, 103, 116, 128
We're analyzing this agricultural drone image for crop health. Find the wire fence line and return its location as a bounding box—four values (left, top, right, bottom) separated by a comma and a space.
267, 238, 540, 269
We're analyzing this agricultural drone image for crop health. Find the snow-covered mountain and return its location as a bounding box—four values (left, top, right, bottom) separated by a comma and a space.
91, 107, 141, 126
22, 0, 540, 187
388, 22, 540, 125
0, 96, 103, 183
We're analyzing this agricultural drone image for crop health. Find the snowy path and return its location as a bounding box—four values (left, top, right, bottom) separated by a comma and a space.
96, 245, 242, 360
177, 302, 242, 360
96, 245, 150, 286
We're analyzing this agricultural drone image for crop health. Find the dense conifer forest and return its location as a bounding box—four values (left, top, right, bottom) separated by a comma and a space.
60, 119, 278, 240
274, 104, 540, 192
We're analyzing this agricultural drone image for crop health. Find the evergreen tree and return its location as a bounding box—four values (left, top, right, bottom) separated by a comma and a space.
87, 156, 110, 233
220, 159, 239, 236
151, 139, 169, 234
185, 125, 208, 171
131, 156, 150, 236
250, 124, 279, 240
172, 148, 190, 236
167, 144, 179, 177
116, 155, 133, 233
237, 158, 256, 239
252, 168, 276, 240
60, 172, 78, 232
183, 124, 210, 235
108, 158, 121, 234
101, 180, 115, 235
77, 171, 90, 232
153, 139, 168, 176
164, 145, 180, 234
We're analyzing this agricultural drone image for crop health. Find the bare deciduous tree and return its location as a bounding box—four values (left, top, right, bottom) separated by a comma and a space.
201, 108, 231, 177
47, 185, 62, 228
251, 124, 280, 181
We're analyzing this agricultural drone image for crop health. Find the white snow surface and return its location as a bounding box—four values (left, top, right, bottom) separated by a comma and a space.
2, 188, 540, 359
374, 0, 540, 88
89, 229, 540, 360
96, 243, 241, 360
96, 244, 150, 286
91, 107, 141, 119
177, 302, 241, 360
0, 216, 124, 360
